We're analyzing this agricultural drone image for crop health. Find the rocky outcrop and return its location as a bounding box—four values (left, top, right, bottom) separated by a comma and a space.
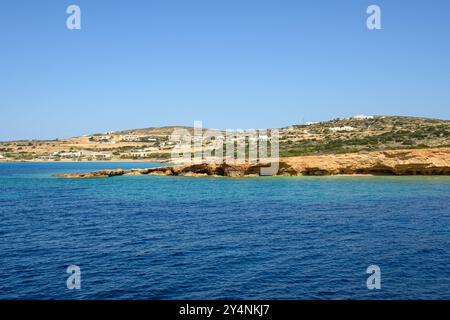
284, 148, 450, 175
53, 148, 450, 178
54, 169, 126, 178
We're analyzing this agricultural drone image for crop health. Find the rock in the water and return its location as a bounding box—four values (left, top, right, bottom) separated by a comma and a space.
53, 169, 125, 178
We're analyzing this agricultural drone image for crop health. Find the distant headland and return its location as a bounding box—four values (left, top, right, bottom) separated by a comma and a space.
3, 115, 450, 177
2, 115, 450, 163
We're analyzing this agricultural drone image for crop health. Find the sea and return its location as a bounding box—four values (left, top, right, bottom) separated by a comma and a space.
1, 162, 450, 299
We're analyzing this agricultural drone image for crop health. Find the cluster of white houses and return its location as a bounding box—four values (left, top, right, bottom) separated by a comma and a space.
90, 134, 159, 143
51, 151, 111, 160
129, 146, 160, 158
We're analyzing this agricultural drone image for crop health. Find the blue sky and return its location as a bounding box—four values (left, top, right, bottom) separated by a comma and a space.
1, 0, 450, 140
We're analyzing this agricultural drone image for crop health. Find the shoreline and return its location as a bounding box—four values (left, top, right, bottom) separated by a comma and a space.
51, 148, 450, 178
0, 159, 167, 163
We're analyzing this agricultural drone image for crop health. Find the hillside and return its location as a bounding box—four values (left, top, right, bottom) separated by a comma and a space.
1, 115, 450, 162
279, 115, 450, 156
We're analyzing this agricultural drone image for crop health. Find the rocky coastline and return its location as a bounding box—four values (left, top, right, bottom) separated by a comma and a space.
53, 148, 450, 178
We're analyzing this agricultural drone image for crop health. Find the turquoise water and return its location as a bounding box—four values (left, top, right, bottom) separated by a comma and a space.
1, 162, 450, 299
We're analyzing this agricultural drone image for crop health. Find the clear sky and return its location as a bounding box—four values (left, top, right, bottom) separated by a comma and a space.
1, 0, 450, 140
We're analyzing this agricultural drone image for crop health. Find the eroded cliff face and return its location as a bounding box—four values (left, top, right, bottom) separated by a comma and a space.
53, 148, 450, 178
284, 148, 450, 175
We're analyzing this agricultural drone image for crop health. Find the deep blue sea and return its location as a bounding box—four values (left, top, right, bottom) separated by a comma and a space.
1, 162, 450, 299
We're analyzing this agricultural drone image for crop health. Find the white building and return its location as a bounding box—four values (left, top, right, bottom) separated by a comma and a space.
120, 135, 142, 142
130, 152, 152, 158
351, 115, 374, 120
329, 126, 355, 132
